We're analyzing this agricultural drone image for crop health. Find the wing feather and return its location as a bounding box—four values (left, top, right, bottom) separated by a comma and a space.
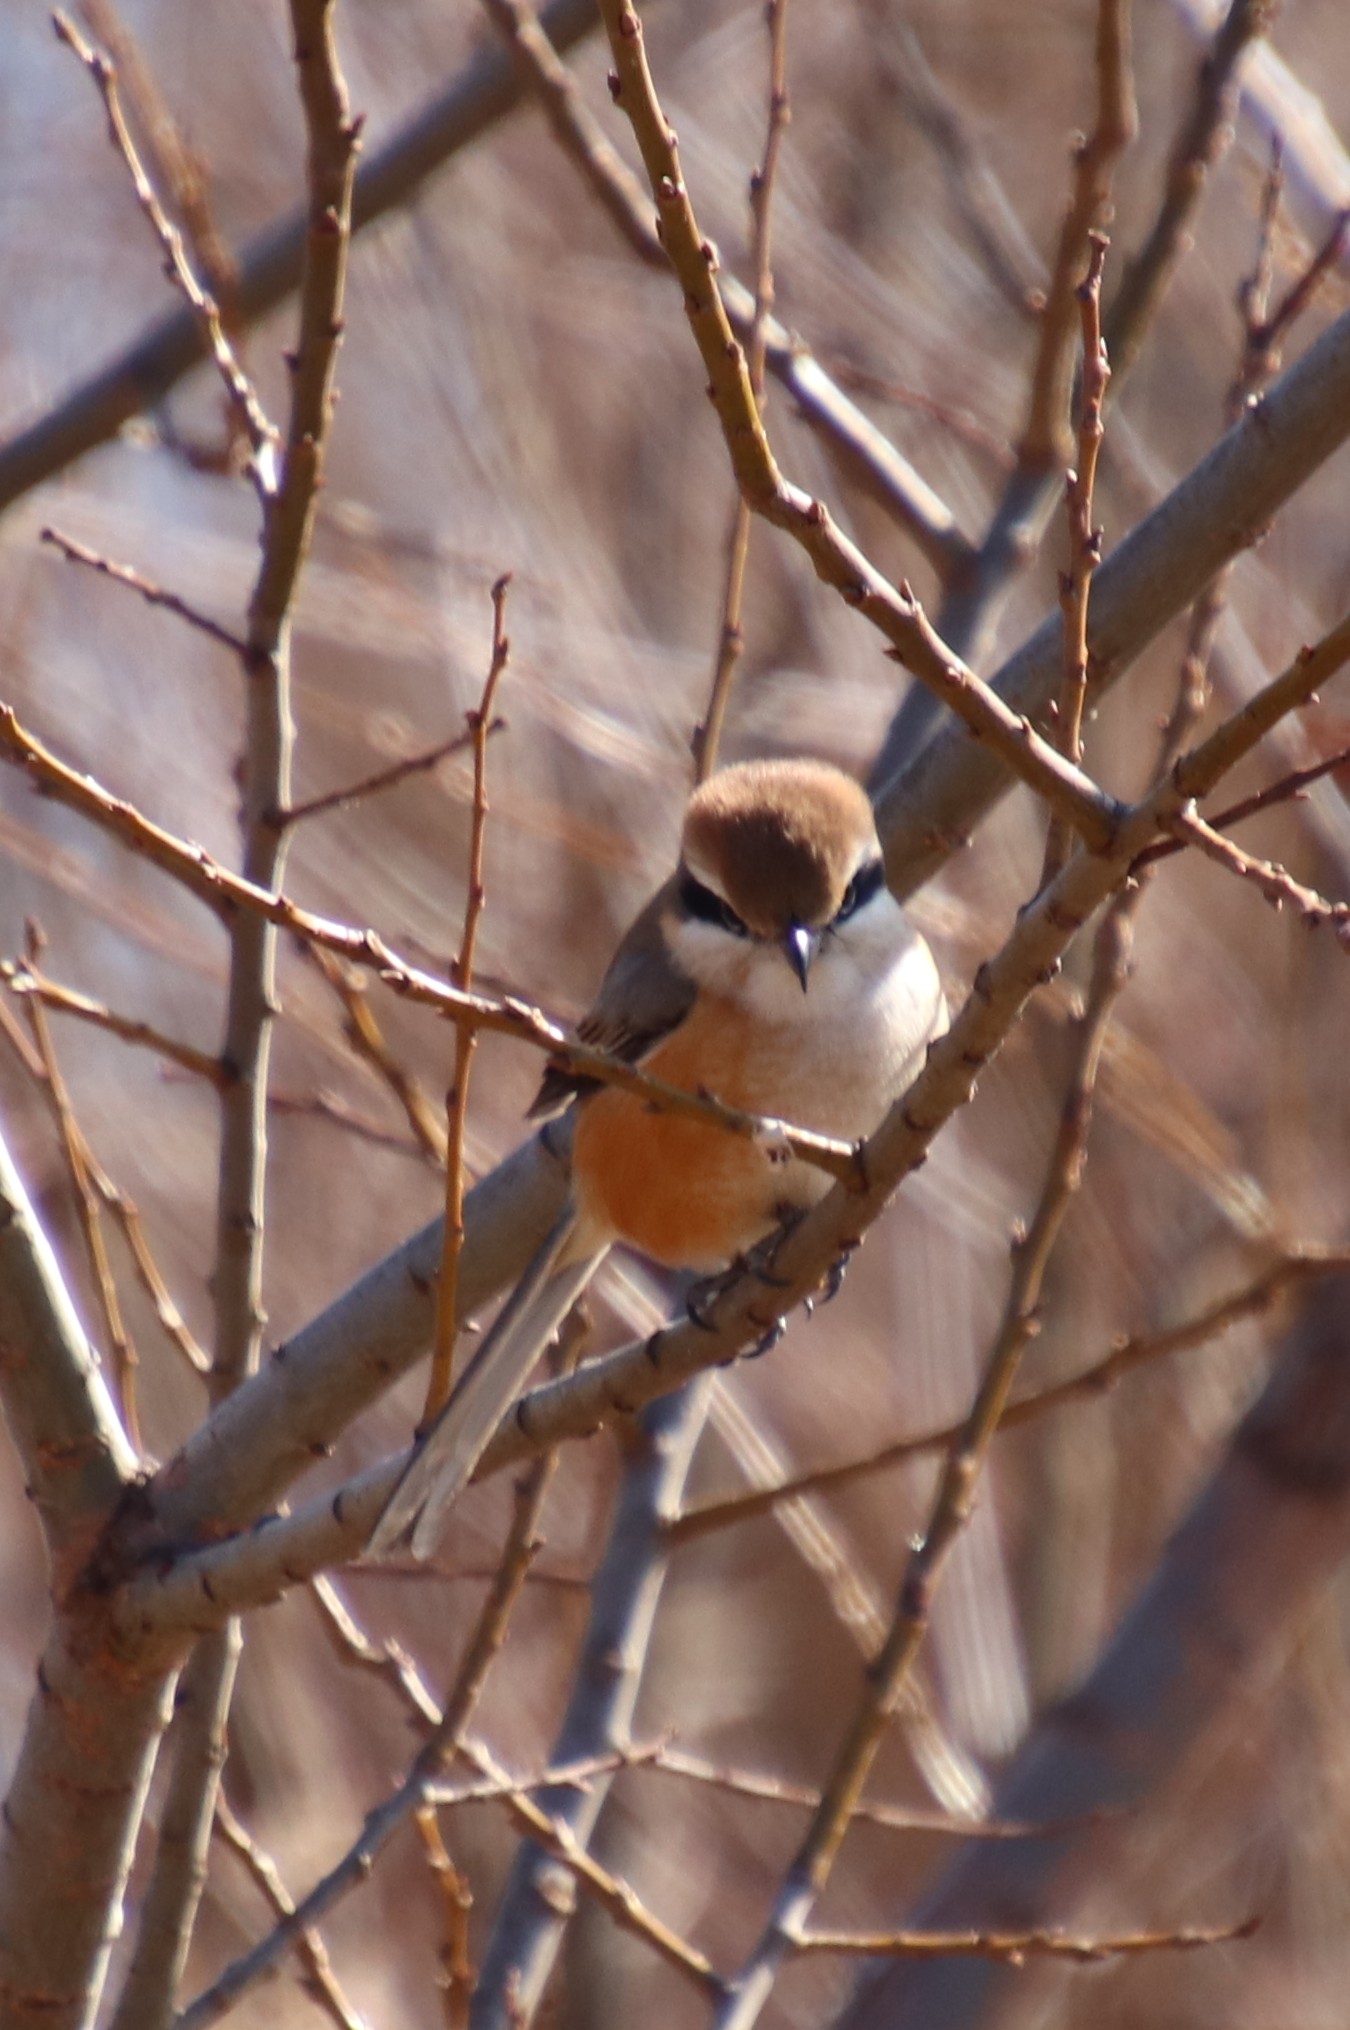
528, 880, 695, 1118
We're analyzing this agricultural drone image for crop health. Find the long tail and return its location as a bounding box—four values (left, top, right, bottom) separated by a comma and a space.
367, 1209, 607, 1559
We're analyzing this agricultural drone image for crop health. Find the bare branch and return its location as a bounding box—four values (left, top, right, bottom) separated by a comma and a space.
834, 1274, 1350, 2029
485, 0, 974, 583
1019, 0, 1135, 472
471, 1383, 713, 2025
109, 1629, 240, 2030
284, 719, 501, 827
12, 930, 142, 1447
111, 10, 359, 2022
1106, 0, 1276, 380
0, 1120, 136, 1546
1169, 806, 1350, 936
0, 1002, 210, 1377
39, 527, 248, 656
4, 958, 226, 1087
427, 575, 512, 1421
0, 1131, 156, 2030
1041, 229, 1112, 887
692, 0, 791, 781
875, 0, 1273, 768
213, 1792, 366, 2030
51, 8, 278, 487
673, 1247, 1350, 1542
178, 1367, 716, 2024
802, 1918, 1258, 1963
876, 306, 1350, 900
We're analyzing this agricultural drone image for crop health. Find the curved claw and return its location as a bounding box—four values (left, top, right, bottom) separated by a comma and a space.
745, 1315, 786, 1359
823, 1245, 857, 1304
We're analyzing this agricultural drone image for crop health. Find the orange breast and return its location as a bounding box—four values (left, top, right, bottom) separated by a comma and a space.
571, 993, 817, 1271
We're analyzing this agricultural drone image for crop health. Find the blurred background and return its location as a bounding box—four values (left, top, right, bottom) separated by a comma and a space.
2, 0, 1350, 2024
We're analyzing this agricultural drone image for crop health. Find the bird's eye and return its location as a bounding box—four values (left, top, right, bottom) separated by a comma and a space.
680, 872, 749, 937
834, 858, 886, 924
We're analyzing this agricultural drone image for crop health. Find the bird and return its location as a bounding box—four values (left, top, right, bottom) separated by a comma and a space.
367, 756, 945, 1558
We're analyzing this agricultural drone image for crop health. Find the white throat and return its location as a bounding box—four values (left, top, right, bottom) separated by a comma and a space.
666, 887, 945, 1140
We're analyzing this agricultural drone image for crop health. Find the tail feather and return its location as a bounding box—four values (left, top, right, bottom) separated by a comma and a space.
367, 1212, 606, 1559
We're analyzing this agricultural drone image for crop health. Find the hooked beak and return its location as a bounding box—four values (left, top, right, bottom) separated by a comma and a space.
783, 921, 820, 991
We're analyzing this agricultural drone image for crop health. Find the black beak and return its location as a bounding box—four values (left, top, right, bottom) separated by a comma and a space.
783, 921, 819, 991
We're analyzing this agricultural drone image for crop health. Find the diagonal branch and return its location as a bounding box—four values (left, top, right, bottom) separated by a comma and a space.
471, 1382, 714, 2026
833, 1270, 1350, 2029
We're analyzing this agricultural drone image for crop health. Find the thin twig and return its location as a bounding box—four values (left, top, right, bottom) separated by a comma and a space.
40, 527, 248, 656
77, 0, 250, 470
269, 1085, 429, 1160
1041, 229, 1112, 886
1169, 807, 1350, 938
878, 18, 1046, 318
413, 1807, 474, 2029
3, 959, 225, 1086
651, 1746, 1094, 1840
51, 9, 278, 487
15, 924, 141, 1449
299, 943, 447, 1164
1134, 740, 1350, 876
1252, 203, 1350, 361
1148, 135, 1286, 761
426, 576, 511, 1422
797, 1917, 1259, 1962
1020, 0, 1135, 471
1105, 0, 1276, 380
0, 998, 210, 1377
213, 1793, 367, 2030
308, 1571, 441, 1726
480, 0, 660, 261
692, 0, 790, 781
416, 1749, 655, 1808
283, 720, 501, 827
460, 1738, 721, 2000
671, 1247, 1350, 1543
78, 0, 241, 316
820, 357, 1013, 470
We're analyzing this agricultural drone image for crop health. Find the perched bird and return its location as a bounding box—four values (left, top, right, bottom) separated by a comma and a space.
368, 757, 945, 1557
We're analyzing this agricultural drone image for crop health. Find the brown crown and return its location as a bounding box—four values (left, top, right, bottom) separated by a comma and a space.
681, 759, 878, 935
